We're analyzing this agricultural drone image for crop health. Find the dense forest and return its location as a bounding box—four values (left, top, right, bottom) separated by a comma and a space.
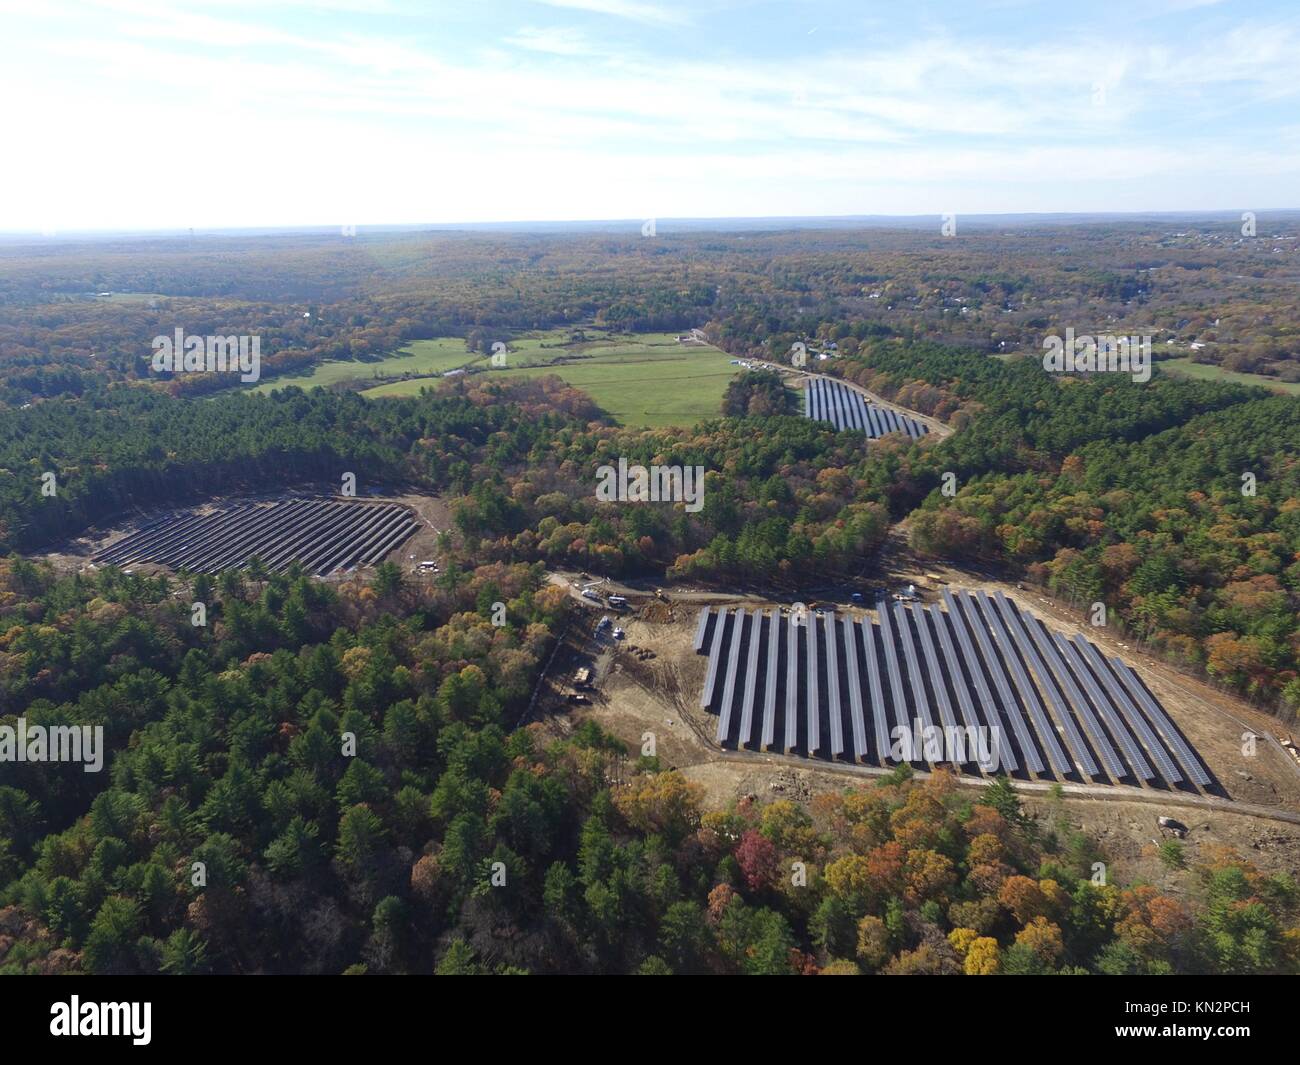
2, 224, 1299, 975
820, 340, 1300, 714
2, 322, 1298, 715
1, 557, 1294, 974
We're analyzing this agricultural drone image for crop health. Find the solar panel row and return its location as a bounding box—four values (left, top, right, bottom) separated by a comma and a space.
841, 615, 869, 760
738, 609, 764, 749
823, 610, 844, 757
935, 594, 1020, 773
860, 614, 891, 760
1067, 634, 1181, 784
912, 605, 958, 732
805, 605, 820, 755
693, 596, 1210, 791
950, 591, 1048, 775
992, 594, 1130, 782
692, 607, 712, 652
977, 590, 1076, 775
803, 377, 930, 439
763, 609, 780, 750
716, 608, 748, 744
96, 499, 419, 576
1051, 628, 1155, 781
1107, 654, 1213, 787
893, 602, 936, 734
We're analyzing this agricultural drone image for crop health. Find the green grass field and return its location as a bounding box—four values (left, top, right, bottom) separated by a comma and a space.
251, 337, 478, 393
1158, 357, 1300, 396
362, 331, 742, 427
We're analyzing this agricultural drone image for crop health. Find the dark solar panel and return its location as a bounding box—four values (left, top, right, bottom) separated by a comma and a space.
866, 404, 883, 437
913, 605, 959, 732
953, 591, 1046, 774
805, 606, 821, 754
1105, 654, 1212, 787
738, 608, 764, 748
823, 610, 844, 756
998, 595, 1123, 780
841, 615, 868, 761
976, 591, 1076, 777
861, 615, 891, 763
693, 592, 1206, 789
762, 609, 780, 750
1068, 634, 1183, 785
716, 608, 748, 744
785, 609, 800, 753
1051, 629, 1158, 782
893, 602, 936, 734
876, 600, 909, 757
925, 603, 1013, 769
693, 606, 711, 652
700, 607, 728, 709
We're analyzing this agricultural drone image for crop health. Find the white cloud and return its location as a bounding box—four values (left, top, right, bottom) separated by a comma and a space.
505, 26, 595, 55
3, 0, 1299, 227
528, 0, 689, 27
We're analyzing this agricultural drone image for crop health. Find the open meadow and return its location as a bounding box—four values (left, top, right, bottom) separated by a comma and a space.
361, 330, 742, 427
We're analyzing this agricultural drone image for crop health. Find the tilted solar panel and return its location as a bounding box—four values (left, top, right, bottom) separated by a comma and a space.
700, 607, 728, 709
876, 599, 909, 759
913, 605, 959, 732
717, 608, 748, 744
785, 609, 800, 753
1051, 630, 1162, 782
953, 590, 1046, 774
866, 404, 883, 438
1069, 634, 1184, 785
823, 610, 845, 756
841, 615, 869, 761
738, 608, 764, 748
762, 609, 780, 750
861, 615, 891, 763
893, 602, 936, 735
993, 595, 1128, 780
805, 605, 821, 754
1105, 655, 1212, 787
930, 608, 1019, 775
693, 606, 711, 652
975, 591, 1074, 776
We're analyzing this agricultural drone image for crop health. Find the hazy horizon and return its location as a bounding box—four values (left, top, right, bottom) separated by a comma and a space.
9, 206, 1300, 242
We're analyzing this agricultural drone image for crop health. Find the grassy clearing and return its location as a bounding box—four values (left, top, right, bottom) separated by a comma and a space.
363, 331, 741, 427
1158, 357, 1300, 396
252, 337, 477, 393
91, 292, 174, 304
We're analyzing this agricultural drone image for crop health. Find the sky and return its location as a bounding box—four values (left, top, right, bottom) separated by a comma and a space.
3, 0, 1299, 231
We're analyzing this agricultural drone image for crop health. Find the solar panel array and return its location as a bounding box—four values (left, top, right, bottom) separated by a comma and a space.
804, 377, 930, 439
693, 591, 1213, 791
93, 498, 420, 577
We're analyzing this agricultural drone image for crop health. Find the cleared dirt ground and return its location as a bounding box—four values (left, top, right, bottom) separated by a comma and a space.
545, 582, 1300, 877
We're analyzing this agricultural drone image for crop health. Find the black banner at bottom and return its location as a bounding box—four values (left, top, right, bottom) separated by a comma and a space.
1, 973, 1287, 1052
